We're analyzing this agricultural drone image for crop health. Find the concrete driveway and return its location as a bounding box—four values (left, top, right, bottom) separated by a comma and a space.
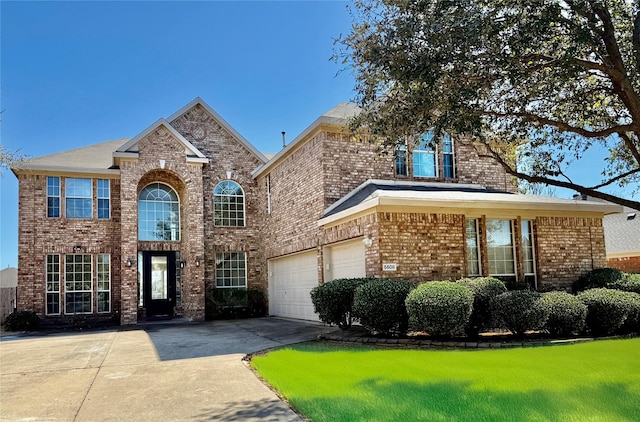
0, 318, 332, 421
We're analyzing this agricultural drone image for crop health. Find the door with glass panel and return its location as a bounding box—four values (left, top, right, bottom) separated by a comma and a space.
142, 251, 176, 317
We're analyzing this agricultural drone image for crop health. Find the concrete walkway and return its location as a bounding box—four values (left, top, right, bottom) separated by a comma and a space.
0, 318, 333, 421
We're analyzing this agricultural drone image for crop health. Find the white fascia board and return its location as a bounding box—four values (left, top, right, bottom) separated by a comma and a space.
167, 97, 267, 164
318, 190, 622, 227
12, 165, 120, 177
607, 251, 640, 259
252, 116, 337, 178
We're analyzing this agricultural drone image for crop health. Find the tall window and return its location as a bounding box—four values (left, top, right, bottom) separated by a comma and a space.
46, 255, 60, 315
413, 133, 437, 177
138, 183, 180, 241
65, 254, 92, 314
486, 220, 516, 276
522, 220, 536, 285
66, 178, 92, 218
97, 179, 110, 219
47, 177, 60, 218
214, 181, 245, 227
442, 135, 455, 178
97, 254, 110, 313
466, 219, 481, 276
395, 145, 408, 176
215, 252, 247, 288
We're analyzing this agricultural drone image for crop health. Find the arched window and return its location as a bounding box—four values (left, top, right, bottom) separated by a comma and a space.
138, 183, 180, 241
214, 180, 245, 227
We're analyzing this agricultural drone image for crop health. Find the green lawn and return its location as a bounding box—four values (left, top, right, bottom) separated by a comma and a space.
252, 338, 640, 422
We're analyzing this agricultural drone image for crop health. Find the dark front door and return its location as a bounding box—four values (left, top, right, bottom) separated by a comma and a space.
143, 251, 176, 317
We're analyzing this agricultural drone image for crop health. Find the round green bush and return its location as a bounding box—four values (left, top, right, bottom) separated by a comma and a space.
540, 291, 587, 337
405, 281, 473, 338
493, 290, 549, 336
353, 279, 416, 336
456, 277, 507, 337
310, 278, 372, 329
573, 268, 624, 293
617, 291, 640, 334
578, 288, 633, 336
606, 273, 640, 294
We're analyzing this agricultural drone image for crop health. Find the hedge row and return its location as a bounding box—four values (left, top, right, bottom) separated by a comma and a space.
311, 271, 640, 338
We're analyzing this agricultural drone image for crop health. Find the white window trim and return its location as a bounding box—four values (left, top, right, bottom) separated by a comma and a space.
215, 251, 248, 289
97, 254, 111, 313
213, 180, 246, 227
442, 136, 456, 179
97, 179, 111, 220
466, 219, 482, 277
138, 182, 181, 241
395, 143, 408, 177
486, 219, 517, 278
64, 254, 94, 315
65, 178, 93, 219
46, 254, 61, 315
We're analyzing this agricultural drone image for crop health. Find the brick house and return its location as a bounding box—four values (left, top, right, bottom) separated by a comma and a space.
12, 98, 620, 324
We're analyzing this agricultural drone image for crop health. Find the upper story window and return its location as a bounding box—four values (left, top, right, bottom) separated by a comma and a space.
413, 133, 437, 178
442, 135, 455, 179
47, 177, 60, 218
395, 144, 408, 177
66, 178, 92, 218
138, 183, 180, 241
214, 180, 245, 227
97, 179, 110, 219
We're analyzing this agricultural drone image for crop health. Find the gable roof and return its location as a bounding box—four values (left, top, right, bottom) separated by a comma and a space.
604, 206, 640, 254
12, 138, 127, 176
167, 97, 268, 164
318, 179, 622, 226
114, 118, 208, 165
252, 102, 360, 178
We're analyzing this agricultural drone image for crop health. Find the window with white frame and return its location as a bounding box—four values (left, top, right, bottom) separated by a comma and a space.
138, 183, 180, 241
97, 254, 110, 313
465, 219, 481, 276
65, 254, 93, 314
46, 254, 60, 315
413, 133, 437, 177
442, 135, 455, 178
395, 144, 408, 176
214, 181, 245, 227
521, 220, 536, 283
97, 179, 110, 219
66, 178, 92, 218
215, 252, 247, 288
486, 220, 516, 277
47, 177, 60, 218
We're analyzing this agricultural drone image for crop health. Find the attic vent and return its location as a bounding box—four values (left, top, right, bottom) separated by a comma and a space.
628, 213, 637, 220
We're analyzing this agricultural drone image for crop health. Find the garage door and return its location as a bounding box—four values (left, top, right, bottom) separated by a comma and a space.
326, 239, 366, 281
269, 251, 319, 321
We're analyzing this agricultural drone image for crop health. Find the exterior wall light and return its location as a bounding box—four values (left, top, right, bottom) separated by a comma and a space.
363, 237, 373, 248
180, 260, 186, 269
126, 258, 133, 267
195, 258, 201, 267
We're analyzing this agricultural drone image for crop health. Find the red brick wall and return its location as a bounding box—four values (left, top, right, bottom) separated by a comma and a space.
607, 256, 640, 273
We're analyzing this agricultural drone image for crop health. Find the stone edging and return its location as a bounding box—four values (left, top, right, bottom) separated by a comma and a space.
317, 331, 629, 350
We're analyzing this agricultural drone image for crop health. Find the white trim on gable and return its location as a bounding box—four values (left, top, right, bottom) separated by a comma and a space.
114, 119, 209, 166
167, 97, 268, 164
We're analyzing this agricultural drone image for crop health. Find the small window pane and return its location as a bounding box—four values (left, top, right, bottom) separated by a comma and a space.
47, 177, 60, 218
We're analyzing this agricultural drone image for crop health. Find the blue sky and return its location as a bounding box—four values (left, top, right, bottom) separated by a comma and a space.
0, 1, 635, 269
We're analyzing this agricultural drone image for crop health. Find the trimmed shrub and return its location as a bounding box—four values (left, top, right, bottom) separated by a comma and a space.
573, 268, 624, 293
606, 273, 640, 294
618, 291, 640, 334
205, 288, 267, 320
578, 288, 632, 336
353, 279, 416, 336
310, 278, 372, 329
3, 311, 40, 331
540, 291, 587, 337
405, 281, 473, 338
493, 290, 549, 336
456, 277, 507, 337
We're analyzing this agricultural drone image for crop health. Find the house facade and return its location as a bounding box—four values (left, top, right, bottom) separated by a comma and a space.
12, 98, 621, 324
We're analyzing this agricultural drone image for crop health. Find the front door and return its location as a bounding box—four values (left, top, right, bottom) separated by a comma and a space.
143, 251, 176, 317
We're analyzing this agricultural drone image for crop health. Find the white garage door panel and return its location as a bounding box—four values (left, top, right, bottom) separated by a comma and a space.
327, 240, 366, 281
269, 252, 319, 321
